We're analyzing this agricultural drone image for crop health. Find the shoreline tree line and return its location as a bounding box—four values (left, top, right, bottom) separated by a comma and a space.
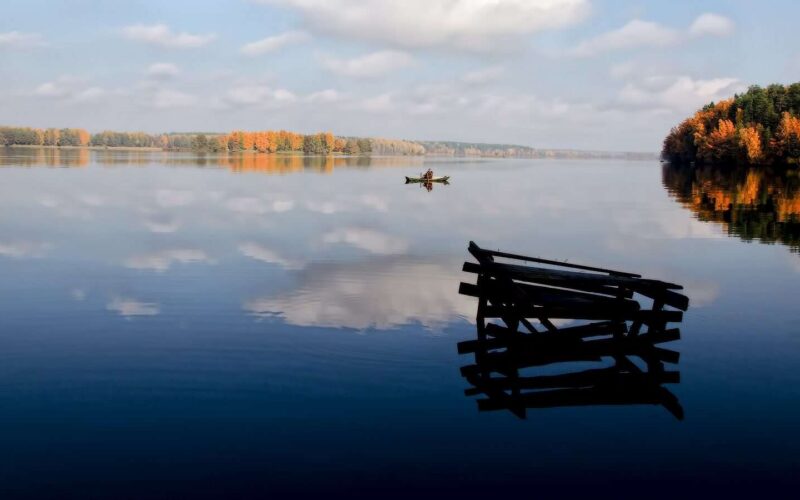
662, 83, 800, 167
0, 126, 442, 155
3, 125, 662, 159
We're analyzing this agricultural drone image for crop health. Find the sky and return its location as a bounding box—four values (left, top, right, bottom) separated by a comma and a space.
1, 0, 799, 151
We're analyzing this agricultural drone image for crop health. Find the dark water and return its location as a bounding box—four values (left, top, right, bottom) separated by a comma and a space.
0, 147, 798, 498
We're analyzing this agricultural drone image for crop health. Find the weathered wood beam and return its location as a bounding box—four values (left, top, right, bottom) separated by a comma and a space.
480, 305, 682, 323
469, 240, 641, 278
462, 261, 632, 298
463, 368, 680, 393
474, 385, 683, 417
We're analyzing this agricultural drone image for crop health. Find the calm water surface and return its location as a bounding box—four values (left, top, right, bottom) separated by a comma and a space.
0, 148, 798, 498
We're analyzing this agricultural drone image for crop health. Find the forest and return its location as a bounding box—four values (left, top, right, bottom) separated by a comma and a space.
192, 131, 374, 155
662, 83, 800, 167
0, 126, 383, 155
2, 125, 658, 159
0, 127, 91, 147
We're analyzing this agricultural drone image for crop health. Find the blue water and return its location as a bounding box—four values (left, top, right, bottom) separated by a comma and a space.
0, 148, 798, 498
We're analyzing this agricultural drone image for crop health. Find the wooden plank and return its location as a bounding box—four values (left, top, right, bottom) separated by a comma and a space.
461, 282, 640, 319
464, 368, 680, 393
553, 320, 629, 338
469, 241, 641, 278
638, 328, 681, 345
463, 277, 641, 312
462, 261, 633, 298
478, 260, 684, 292
457, 320, 628, 353
474, 385, 682, 415
460, 333, 680, 372
481, 304, 682, 323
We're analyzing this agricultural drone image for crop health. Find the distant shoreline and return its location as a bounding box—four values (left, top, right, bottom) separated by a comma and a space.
2, 144, 658, 160
5, 144, 164, 152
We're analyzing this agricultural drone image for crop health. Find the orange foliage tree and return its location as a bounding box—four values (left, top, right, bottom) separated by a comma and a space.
775, 112, 800, 162
663, 83, 800, 166
77, 129, 90, 146
738, 126, 763, 163
241, 132, 255, 151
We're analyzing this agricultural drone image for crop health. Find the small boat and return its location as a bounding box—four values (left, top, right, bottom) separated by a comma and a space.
405, 175, 450, 183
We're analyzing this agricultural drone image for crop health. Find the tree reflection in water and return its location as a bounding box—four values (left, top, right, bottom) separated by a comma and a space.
662, 163, 800, 252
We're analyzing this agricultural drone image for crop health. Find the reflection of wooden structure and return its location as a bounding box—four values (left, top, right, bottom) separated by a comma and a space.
457, 242, 689, 420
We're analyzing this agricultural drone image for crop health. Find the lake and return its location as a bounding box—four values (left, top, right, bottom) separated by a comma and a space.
1, 147, 799, 498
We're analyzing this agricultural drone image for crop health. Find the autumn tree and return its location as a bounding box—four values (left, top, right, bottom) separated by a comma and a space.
333, 138, 347, 153
253, 131, 269, 153
44, 128, 60, 146
738, 126, 763, 163
241, 132, 255, 151
344, 139, 360, 155
303, 133, 333, 155
663, 82, 800, 167
776, 112, 800, 163
289, 132, 303, 151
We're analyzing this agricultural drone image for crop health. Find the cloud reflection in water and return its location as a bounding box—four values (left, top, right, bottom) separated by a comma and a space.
243, 258, 473, 331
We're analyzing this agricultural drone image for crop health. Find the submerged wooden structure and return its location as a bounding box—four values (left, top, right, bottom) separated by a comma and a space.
457, 241, 689, 420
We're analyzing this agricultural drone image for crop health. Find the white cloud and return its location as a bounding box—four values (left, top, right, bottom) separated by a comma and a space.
572, 13, 735, 57
0, 31, 46, 49
0, 241, 51, 258
683, 280, 720, 308
306, 89, 342, 104
322, 50, 414, 78
124, 249, 213, 272
34, 81, 69, 98
238, 242, 304, 270
225, 197, 295, 214
77, 194, 106, 206
107, 297, 160, 317
609, 61, 637, 79
361, 93, 395, 113
305, 200, 343, 214
570, 20, 680, 57
72, 87, 108, 102
225, 85, 297, 107
70, 289, 87, 301
462, 66, 505, 85
32, 76, 111, 103
147, 62, 180, 79
360, 194, 388, 212
322, 227, 408, 254
689, 13, 735, 37
226, 197, 270, 214
155, 189, 195, 207
272, 200, 295, 212
152, 89, 197, 109
618, 75, 744, 112
610, 207, 727, 242
260, 0, 589, 51
143, 214, 180, 233
243, 258, 474, 330
240, 30, 310, 56
122, 24, 216, 48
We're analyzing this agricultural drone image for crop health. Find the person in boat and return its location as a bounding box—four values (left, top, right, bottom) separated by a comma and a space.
425, 168, 433, 180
